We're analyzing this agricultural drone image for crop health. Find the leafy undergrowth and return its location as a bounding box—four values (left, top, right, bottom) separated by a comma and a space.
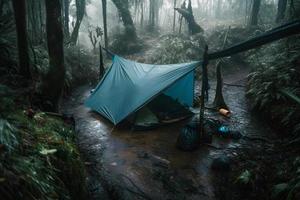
209, 25, 300, 200
246, 37, 300, 137
0, 8, 98, 93
0, 85, 88, 200
147, 33, 206, 64
64, 46, 99, 87
206, 25, 268, 73
109, 33, 144, 55
213, 147, 300, 200
212, 34, 300, 200
207, 25, 268, 53
31, 44, 99, 94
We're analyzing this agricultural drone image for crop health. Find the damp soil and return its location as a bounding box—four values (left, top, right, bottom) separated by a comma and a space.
61, 61, 278, 200
59, 33, 283, 199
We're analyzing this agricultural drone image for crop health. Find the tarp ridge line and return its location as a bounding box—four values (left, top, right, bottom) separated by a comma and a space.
102, 20, 300, 63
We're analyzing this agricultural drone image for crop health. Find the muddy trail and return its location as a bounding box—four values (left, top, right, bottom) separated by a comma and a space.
61, 38, 277, 200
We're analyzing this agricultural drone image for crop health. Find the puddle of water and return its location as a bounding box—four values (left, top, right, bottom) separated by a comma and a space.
62, 69, 274, 199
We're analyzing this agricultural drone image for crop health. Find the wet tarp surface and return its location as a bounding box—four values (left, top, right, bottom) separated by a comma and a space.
85, 56, 201, 125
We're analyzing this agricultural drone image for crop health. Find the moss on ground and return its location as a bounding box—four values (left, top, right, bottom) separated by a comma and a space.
0, 85, 88, 200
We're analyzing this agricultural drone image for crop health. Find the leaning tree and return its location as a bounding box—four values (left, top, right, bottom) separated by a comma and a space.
175, 0, 203, 35
70, 0, 85, 44
111, 0, 137, 40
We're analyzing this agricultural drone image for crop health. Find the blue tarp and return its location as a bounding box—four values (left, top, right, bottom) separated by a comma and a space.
85, 56, 201, 125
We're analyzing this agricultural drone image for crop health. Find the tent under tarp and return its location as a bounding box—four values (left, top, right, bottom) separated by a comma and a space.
131, 94, 194, 130
85, 55, 201, 125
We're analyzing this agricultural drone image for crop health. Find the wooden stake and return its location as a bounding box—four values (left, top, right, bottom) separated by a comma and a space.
213, 27, 230, 110
200, 45, 209, 140
99, 43, 104, 79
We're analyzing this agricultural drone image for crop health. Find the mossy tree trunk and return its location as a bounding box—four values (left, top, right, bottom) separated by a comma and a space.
64, 0, 70, 39
148, 0, 155, 30
101, 0, 108, 48
28, 0, 46, 45
99, 43, 104, 79
111, 0, 137, 40
173, 0, 177, 32
12, 0, 31, 80
276, 0, 287, 22
287, 0, 300, 20
140, 1, 144, 28
42, 0, 65, 112
249, 0, 261, 26
70, 0, 85, 44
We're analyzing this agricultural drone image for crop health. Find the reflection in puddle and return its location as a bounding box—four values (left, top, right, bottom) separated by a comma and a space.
62, 83, 274, 200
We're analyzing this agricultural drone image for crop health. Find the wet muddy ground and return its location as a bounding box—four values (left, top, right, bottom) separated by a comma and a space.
61, 64, 277, 199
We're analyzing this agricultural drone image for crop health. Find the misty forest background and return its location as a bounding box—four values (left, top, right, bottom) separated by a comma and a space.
0, 0, 300, 199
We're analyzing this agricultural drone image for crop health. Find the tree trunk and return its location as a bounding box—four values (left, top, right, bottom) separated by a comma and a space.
42, 0, 65, 112
27, 0, 39, 45
276, 0, 287, 22
64, 0, 70, 38
102, 0, 108, 48
148, 0, 159, 31
99, 43, 104, 79
287, 0, 300, 20
140, 1, 144, 27
175, 0, 203, 35
249, 0, 261, 26
216, 0, 221, 18
12, 0, 31, 79
111, 0, 136, 40
179, 16, 183, 34
149, 0, 154, 28
173, 0, 177, 32
70, 0, 85, 44
38, 1, 45, 44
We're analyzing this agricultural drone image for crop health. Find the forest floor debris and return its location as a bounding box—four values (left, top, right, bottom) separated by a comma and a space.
62, 27, 300, 199
0, 86, 89, 200
62, 66, 278, 200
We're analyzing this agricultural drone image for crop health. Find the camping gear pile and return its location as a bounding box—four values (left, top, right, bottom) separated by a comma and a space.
132, 94, 194, 130
176, 117, 242, 151
85, 54, 240, 151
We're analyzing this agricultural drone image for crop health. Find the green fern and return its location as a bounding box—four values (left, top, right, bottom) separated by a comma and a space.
246, 39, 300, 136
0, 119, 19, 153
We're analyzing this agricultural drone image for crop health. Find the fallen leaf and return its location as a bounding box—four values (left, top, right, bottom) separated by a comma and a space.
40, 149, 57, 155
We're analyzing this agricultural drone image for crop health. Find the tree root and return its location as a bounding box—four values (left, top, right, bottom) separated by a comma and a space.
242, 135, 273, 143
118, 173, 153, 200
